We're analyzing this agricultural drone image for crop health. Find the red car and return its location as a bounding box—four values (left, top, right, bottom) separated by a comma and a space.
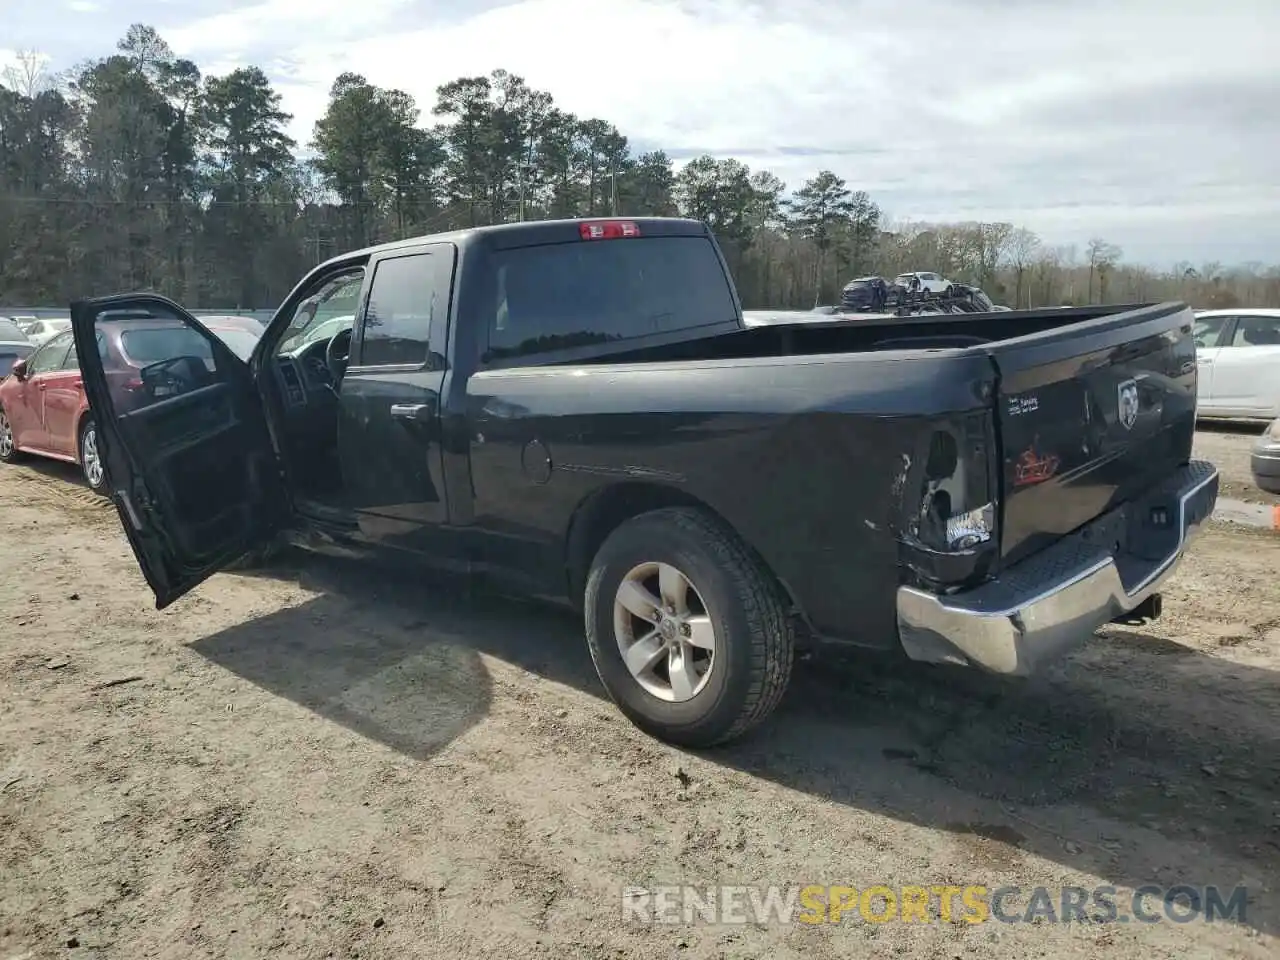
0, 316, 259, 493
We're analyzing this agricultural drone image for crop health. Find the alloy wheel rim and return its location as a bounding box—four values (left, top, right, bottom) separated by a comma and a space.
0, 413, 13, 457
83, 426, 103, 487
613, 561, 717, 703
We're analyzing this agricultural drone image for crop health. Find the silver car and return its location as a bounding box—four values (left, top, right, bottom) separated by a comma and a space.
1250, 418, 1280, 494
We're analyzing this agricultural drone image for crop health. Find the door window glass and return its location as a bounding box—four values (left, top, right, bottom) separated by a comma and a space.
62, 337, 80, 371
1192, 316, 1232, 348
93, 306, 227, 415
1229, 316, 1280, 347
26, 331, 73, 374
359, 251, 452, 367
119, 326, 215, 365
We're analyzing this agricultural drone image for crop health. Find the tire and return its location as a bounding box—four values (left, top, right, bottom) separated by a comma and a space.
584, 507, 794, 747
79, 418, 108, 495
0, 405, 22, 463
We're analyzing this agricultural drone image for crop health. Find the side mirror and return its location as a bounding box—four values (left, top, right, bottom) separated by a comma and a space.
10, 359, 28, 380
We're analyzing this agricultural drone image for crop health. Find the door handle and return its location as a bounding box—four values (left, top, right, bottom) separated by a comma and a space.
389, 402, 435, 421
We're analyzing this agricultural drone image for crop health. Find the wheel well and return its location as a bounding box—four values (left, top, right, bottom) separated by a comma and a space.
563, 482, 803, 620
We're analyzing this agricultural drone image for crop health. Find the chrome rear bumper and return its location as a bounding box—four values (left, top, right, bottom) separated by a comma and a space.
897, 461, 1219, 675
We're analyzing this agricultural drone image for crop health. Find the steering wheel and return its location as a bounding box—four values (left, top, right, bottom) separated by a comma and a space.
324, 327, 353, 384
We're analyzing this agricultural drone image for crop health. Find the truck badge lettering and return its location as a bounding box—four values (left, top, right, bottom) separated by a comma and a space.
1117, 379, 1139, 430
1007, 395, 1039, 416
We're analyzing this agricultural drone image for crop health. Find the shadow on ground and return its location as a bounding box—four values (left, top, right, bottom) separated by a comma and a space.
193, 564, 493, 761
14, 456, 96, 490
192, 552, 1280, 935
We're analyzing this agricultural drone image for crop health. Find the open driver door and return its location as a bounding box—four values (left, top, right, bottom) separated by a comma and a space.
71, 293, 290, 608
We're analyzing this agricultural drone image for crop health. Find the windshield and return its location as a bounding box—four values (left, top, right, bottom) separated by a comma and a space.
278, 272, 364, 354
280, 315, 353, 354
208, 328, 260, 361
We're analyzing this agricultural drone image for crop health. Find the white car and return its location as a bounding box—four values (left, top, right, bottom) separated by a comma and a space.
15, 317, 71, 347
892, 272, 955, 295
1193, 308, 1280, 420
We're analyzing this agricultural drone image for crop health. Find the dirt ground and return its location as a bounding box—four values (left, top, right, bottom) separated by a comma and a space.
2, 438, 1279, 960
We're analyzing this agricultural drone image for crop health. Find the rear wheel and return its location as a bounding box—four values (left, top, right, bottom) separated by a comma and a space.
0, 406, 23, 463
79, 418, 108, 494
584, 507, 794, 747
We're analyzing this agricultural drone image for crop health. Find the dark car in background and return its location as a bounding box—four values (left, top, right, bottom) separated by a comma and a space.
840, 276, 889, 311
0, 318, 34, 378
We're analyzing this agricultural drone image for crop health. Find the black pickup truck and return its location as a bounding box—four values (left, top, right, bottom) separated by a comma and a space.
70, 217, 1219, 747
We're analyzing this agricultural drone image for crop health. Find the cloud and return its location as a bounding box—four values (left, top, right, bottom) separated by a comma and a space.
21, 0, 1280, 263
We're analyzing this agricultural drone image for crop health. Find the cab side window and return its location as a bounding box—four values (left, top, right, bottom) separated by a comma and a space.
357, 250, 453, 368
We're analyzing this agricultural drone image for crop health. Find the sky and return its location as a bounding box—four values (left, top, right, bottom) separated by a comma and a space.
3, 0, 1278, 267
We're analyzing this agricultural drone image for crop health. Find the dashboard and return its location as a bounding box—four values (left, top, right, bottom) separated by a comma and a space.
271, 337, 337, 409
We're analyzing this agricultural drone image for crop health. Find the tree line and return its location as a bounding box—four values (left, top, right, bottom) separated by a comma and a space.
2, 25, 1277, 312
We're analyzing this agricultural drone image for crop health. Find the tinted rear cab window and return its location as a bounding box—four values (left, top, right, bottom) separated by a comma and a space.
487, 236, 737, 360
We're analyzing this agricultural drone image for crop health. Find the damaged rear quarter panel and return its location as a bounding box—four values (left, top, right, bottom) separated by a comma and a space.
466, 349, 996, 650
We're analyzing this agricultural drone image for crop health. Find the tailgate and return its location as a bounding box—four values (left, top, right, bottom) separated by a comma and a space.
987, 303, 1198, 564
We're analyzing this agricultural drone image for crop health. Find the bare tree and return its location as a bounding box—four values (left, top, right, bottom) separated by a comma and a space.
1086, 237, 1122, 303
1, 50, 53, 96
1032, 246, 1064, 306
1006, 227, 1041, 308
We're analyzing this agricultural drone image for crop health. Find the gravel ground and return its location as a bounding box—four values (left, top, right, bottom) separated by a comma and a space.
1, 439, 1277, 960
1193, 421, 1277, 505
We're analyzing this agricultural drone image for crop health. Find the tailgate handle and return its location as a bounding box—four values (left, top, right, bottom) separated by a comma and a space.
390, 401, 435, 422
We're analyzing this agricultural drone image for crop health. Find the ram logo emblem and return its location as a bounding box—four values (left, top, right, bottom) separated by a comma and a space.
1117, 379, 1139, 431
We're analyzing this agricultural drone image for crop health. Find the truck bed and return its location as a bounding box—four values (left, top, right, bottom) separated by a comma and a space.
512, 300, 1199, 568
608, 303, 1166, 363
